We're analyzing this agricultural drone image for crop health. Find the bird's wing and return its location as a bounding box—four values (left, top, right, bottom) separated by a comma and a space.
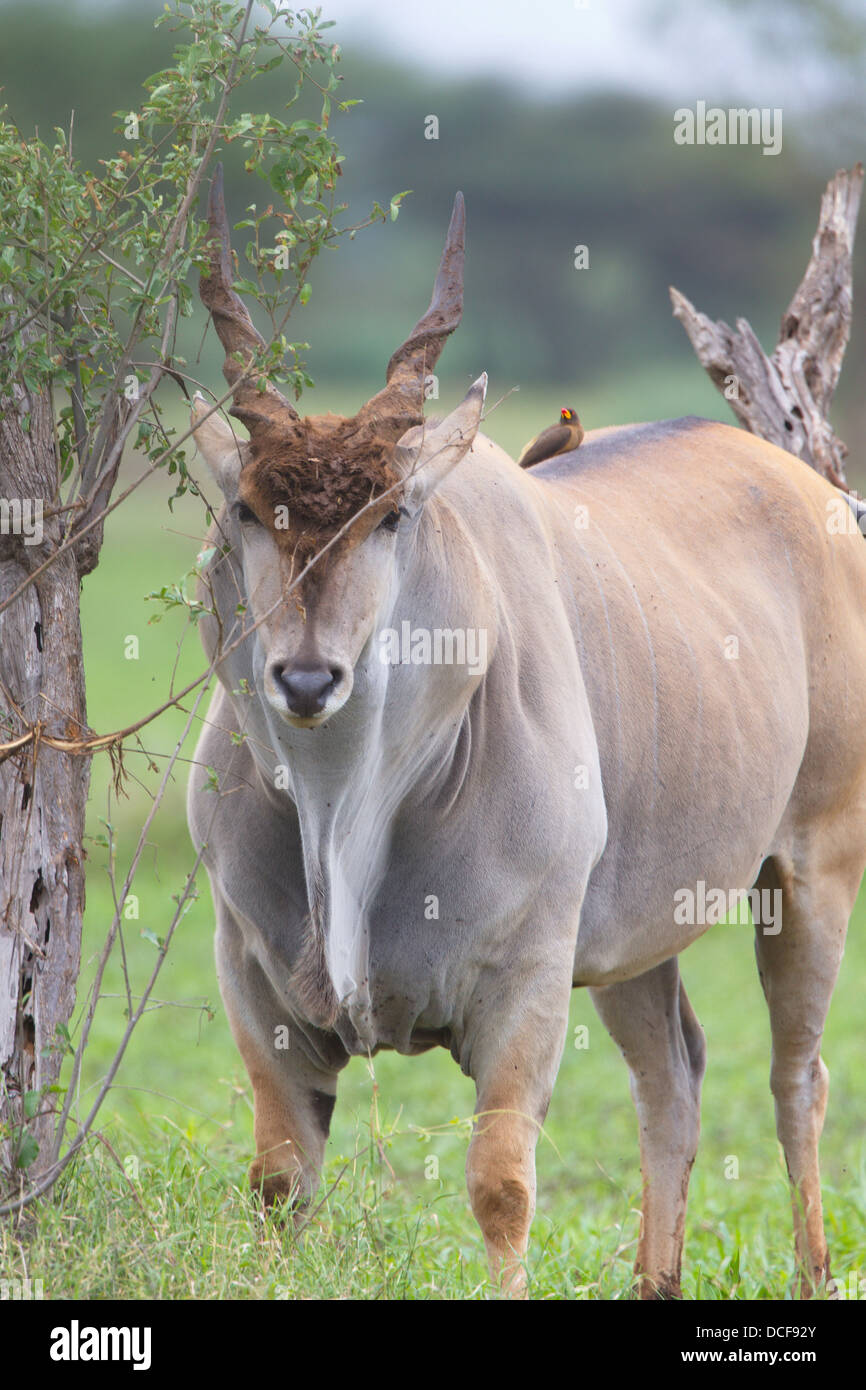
517, 424, 573, 469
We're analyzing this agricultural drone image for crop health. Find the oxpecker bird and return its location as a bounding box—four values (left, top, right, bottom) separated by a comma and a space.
518, 406, 584, 469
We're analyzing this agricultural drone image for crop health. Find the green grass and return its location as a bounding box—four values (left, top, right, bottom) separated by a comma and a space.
3, 372, 864, 1299
6, 906, 866, 1300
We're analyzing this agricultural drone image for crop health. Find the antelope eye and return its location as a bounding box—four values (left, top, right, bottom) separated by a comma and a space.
234, 501, 259, 526
378, 508, 401, 534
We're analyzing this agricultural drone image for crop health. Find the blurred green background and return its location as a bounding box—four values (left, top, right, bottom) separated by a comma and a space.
2, 0, 865, 1288
2, 0, 865, 448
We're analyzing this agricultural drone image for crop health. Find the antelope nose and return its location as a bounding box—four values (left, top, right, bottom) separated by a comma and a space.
276, 662, 339, 718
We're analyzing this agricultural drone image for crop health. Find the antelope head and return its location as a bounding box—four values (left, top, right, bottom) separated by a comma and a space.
192, 165, 486, 728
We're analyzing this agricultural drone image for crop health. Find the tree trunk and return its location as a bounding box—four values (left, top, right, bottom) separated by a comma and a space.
0, 343, 90, 1192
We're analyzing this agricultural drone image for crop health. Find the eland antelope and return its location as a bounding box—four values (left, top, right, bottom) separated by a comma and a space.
188, 168, 866, 1298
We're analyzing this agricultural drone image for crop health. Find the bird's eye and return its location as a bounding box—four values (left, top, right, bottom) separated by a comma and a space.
234, 501, 259, 526
378, 508, 401, 534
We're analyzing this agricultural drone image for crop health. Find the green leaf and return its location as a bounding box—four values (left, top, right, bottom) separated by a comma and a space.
389, 190, 412, 222
15, 1133, 39, 1169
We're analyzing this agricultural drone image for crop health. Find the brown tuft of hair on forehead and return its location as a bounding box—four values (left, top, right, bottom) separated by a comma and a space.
243, 413, 403, 532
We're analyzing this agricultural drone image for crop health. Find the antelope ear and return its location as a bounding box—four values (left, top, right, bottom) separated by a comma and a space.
395, 374, 487, 507
190, 392, 244, 496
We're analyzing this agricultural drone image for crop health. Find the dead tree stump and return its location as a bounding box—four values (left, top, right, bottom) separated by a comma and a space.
670, 163, 863, 491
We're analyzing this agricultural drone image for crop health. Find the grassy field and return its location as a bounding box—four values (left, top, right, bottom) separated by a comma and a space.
3, 372, 865, 1300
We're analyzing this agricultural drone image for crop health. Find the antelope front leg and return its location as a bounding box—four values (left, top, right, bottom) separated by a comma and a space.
215, 903, 346, 1212
466, 1094, 541, 1296
464, 966, 573, 1298
240, 1025, 337, 1210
